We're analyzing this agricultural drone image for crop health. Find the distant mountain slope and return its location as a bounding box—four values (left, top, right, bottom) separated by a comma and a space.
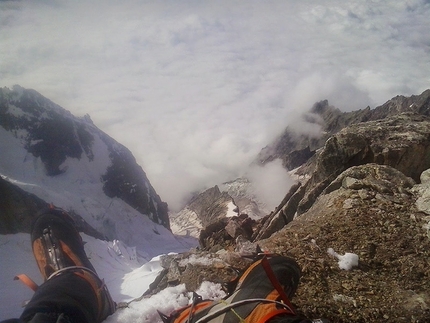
0, 85, 171, 249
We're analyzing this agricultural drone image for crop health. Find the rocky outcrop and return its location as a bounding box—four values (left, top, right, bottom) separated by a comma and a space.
256, 100, 372, 169
0, 85, 169, 238
258, 89, 430, 171
170, 185, 259, 250
188, 186, 236, 227
255, 113, 430, 240
258, 164, 430, 322
199, 214, 254, 251
143, 251, 253, 296
170, 185, 237, 238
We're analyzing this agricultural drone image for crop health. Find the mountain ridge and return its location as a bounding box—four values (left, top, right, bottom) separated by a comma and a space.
0, 85, 171, 251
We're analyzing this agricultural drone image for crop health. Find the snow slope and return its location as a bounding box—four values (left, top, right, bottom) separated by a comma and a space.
0, 123, 195, 259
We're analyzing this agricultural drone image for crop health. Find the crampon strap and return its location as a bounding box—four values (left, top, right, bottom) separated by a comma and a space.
193, 298, 295, 323
260, 255, 296, 315
14, 274, 39, 292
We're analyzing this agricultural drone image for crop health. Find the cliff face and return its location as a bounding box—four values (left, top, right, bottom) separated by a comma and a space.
0, 85, 169, 241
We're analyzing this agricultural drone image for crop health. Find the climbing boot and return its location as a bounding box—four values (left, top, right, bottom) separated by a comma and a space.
31, 207, 96, 279
30, 207, 116, 320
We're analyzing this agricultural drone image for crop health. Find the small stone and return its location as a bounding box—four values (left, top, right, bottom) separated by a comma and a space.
343, 177, 363, 190
343, 198, 354, 209
420, 169, 430, 184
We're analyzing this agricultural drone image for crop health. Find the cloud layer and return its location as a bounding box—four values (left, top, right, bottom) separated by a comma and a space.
1, 0, 429, 210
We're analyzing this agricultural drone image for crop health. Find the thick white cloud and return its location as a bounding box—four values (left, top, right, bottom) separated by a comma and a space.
1, 0, 429, 210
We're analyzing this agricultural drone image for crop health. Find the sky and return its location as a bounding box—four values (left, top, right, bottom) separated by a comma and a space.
1, 0, 430, 211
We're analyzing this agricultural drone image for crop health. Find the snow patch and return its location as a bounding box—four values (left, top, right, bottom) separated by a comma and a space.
327, 248, 359, 270
225, 201, 239, 218
169, 207, 203, 238
195, 281, 226, 301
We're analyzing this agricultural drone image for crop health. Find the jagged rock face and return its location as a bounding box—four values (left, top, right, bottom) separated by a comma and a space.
170, 185, 258, 250
258, 89, 430, 170
258, 164, 430, 322
0, 176, 48, 234
0, 87, 94, 176
100, 140, 168, 227
169, 207, 203, 238
368, 90, 430, 119
220, 178, 268, 220
188, 185, 235, 227
255, 113, 430, 240
170, 185, 237, 239
0, 85, 169, 238
257, 100, 373, 169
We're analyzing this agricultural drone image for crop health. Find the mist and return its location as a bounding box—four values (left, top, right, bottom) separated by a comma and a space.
1, 0, 429, 211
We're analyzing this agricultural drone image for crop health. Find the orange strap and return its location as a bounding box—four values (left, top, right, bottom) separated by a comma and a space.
14, 274, 39, 292
173, 301, 213, 323
260, 256, 296, 315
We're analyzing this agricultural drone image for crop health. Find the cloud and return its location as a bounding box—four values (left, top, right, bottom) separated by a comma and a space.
246, 159, 295, 211
1, 0, 429, 211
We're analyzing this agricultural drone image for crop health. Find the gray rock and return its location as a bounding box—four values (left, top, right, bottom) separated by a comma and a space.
255, 113, 429, 240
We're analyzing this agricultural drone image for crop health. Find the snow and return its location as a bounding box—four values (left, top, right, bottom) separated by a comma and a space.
169, 207, 203, 238
0, 233, 222, 322
0, 125, 198, 259
225, 201, 239, 218
6, 104, 27, 118
327, 248, 359, 270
